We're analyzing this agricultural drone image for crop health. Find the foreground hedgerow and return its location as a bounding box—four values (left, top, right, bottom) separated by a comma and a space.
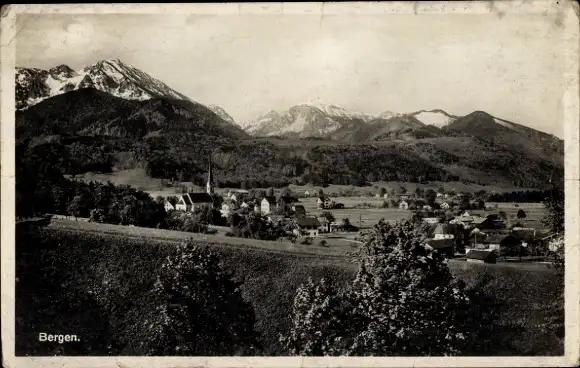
15, 226, 563, 356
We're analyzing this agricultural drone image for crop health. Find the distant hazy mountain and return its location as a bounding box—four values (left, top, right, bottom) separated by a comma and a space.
245, 103, 374, 138
244, 104, 461, 140
16, 59, 192, 109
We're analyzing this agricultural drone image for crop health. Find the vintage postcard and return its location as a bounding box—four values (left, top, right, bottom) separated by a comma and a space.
1, 2, 579, 367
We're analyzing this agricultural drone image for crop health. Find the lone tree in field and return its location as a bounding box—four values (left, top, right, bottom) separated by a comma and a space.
143, 241, 260, 355
516, 209, 527, 220
281, 220, 495, 356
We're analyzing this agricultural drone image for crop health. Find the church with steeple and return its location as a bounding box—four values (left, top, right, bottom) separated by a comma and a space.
206, 155, 214, 195
173, 157, 215, 212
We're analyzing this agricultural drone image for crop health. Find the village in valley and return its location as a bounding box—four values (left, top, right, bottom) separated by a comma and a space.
158, 161, 560, 265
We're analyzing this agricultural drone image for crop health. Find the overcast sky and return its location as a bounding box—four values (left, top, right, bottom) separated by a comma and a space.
16, 10, 568, 137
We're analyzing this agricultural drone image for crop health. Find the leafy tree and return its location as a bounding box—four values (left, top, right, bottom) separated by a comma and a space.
89, 208, 106, 223
542, 186, 564, 234
167, 196, 179, 206
379, 187, 387, 197
400, 186, 407, 194
499, 211, 508, 220
68, 195, 88, 218
477, 200, 486, 210
516, 209, 527, 220
320, 211, 335, 223
280, 278, 346, 356
437, 186, 445, 194
120, 203, 138, 225
425, 189, 437, 206
266, 187, 275, 197
459, 197, 471, 210
281, 221, 497, 356
142, 241, 260, 355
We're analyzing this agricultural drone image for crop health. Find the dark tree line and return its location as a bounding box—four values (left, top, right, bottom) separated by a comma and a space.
487, 189, 554, 203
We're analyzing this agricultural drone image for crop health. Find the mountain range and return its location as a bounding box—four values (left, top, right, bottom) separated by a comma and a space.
242, 105, 459, 141
15, 59, 564, 190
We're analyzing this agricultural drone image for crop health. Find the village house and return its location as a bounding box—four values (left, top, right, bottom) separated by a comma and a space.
466, 250, 498, 264
317, 196, 332, 209
227, 189, 250, 203
164, 200, 175, 212
426, 238, 455, 257
175, 192, 214, 212
294, 217, 321, 238
260, 196, 277, 215
456, 215, 474, 225
292, 204, 306, 218
472, 214, 505, 230
260, 195, 299, 215
399, 200, 409, 210
470, 233, 522, 255
397, 193, 410, 201
317, 215, 332, 233
278, 195, 299, 212
433, 223, 454, 240
422, 217, 440, 225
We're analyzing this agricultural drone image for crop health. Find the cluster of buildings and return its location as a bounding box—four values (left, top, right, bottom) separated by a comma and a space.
163, 167, 552, 262
421, 210, 552, 264
163, 163, 341, 239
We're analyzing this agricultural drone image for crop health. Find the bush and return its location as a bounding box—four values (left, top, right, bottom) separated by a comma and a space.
318, 239, 328, 247
301, 237, 313, 245
140, 241, 260, 355
281, 220, 499, 356
89, 208, 106, 223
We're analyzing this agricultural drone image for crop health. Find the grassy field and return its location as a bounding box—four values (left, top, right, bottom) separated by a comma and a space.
49, 219, 360, 257
71, 168, 542, 200
486, 202, 548, 230
18, 223, 563, 356
289, 181, 540, 197
298, 196, 411, 228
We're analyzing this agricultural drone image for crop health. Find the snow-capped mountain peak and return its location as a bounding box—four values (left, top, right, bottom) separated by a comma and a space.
15, 59, 192, 109
409, 109, 457, 128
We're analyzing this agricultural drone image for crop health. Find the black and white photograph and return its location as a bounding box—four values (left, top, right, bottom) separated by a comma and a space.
1, 2, 579, 367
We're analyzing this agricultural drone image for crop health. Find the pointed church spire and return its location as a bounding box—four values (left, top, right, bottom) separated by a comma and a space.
206, 154, 214, 195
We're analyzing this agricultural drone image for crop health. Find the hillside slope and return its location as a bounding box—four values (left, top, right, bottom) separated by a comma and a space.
16, 88, 248, 141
